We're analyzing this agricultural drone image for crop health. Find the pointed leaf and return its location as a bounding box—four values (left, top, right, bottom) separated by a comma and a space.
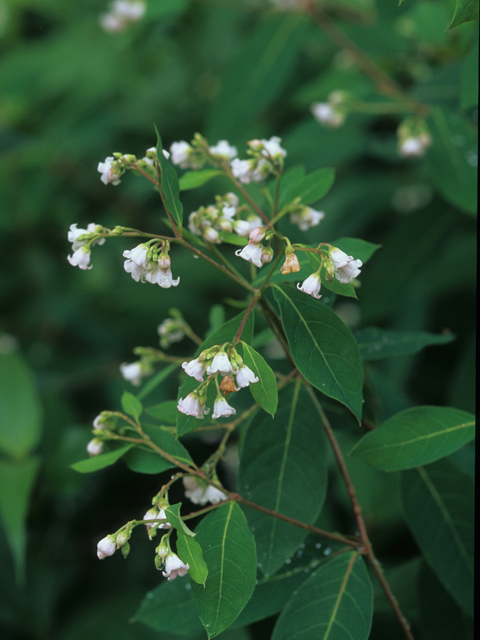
177, 529, 209, 586
238, 383, 328, 577
273, 284, 364, 421
284, 167, 335, 206
355, 327, 455, 360
191, 502, 256, 638
271, 553, 373, 640
239, 342, 278, 415
71, 444, 134, 473
145, 400, 178, 423
121, 392, 143, 421
156, 128, 184, 230
448, 0, 479, 28
401, 459, 474, 615
179, 169, 222, 191
165, 503, 196, 537
349, 406, 475, 471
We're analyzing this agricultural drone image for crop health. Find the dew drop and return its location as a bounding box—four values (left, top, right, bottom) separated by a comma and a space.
185, 583, 191, 590
324, 547, 332, 556
285, 558, 291, 564
315, 543, 322, 549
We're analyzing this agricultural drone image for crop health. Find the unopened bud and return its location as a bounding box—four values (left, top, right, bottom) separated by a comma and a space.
121, 542, 131, 559
116, 532, 129, 547
261, 247, 274, 265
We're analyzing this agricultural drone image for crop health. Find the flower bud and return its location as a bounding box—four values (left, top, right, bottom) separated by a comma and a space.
261, 246, 274, 265
116, 532, 129, 547
249, 227, 265, 244
87, 438, 103, 457
121, 542, 131, 559
97, 535, 116, 559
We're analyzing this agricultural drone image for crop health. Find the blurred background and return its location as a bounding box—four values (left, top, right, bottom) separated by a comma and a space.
0, 1, 476, 639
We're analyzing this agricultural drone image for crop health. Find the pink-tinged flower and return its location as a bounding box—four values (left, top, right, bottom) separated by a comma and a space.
123, 244, 149, 267
97, 156, 122, 185
120, 361, 144, 386
177, 392, 210, 419
182, 358, 206, 382
231, 158, 252, 184
235, 243, 264, 268
206, 351, 235, 376
212, 396, 236, 419
235, 365, 259, 388
68, 246, 92, 270
203, 227, 220, 243
145, 266, 180, 288
297, 273, 322, 299
249, 227, 265, 244
209, 140, 238, 159
183, 476, 228, 505
169, 141, 192, 168
97, 535, 116, 559
329, 248, 362, 283
162, 552, 190, 581
87, 438, 103, 456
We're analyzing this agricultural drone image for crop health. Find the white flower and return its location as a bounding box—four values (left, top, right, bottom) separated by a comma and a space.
311, 102, 345, 128
225, 192, 239, 207
177, 393, 210, 419
209, 140, 238, 159
290, 207, 325, 231
99, 13, 125, 32
123, 243, 149, 267
234, 220, 252, 236
170, 141, 192, 168
259, 136, 287, 160
93, 413, 114, 430
235, 365, 259, 388
145, 266, 180, 288
222, 205, 236, 220
97, 156, 122, 185
120, 361, 144, 386
158, 319, 184, 346
182, 358, 206, 382
203, 227, 220, 243
204, 485, 228, 504
297, 273, 322, 299
162, 552, 190, 581
249, 227, 265, 244
206, 351, 235, 376
143, 507, 171, 531
235, 243, 264, 268
249, 158, 271, 182
68, 223, 105, 251
399, 137, 425, 157
212, 396, 236, 419
87, 438, 103, 456
68, 246, 92, 270
124, 259, 146, 282
112, 0, 146, 20
231, 158, 252, 184
183, 476, 228, 505
97, 535, 116, 559
329, 248, 362, 283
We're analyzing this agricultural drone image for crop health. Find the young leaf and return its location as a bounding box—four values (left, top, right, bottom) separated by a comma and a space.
155, 128, 184, 230
448, 0, 479, 29
331, 238, 380, 264
239, 342, 278, 415
271, 553, 373, 640
349, 406, 475, 471
145, 401, 178, 423
121, 391, 143, 420
273, 284, 364, 421
176, 529, 209, 586
283, 167, 335, 206
71, 444, 134, 473
191, 502, 256, 638
165, 503, 196, 537
238, 383, 328, 577
401, 459, 474, 615
179, 169, 222, 191
355, 327, 455, 360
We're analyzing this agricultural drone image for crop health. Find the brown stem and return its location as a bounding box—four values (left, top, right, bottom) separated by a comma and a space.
233, 294, 260, 345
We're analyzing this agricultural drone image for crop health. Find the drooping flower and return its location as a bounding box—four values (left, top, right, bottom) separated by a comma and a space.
162, 552, 190, 581
177, 392, 210, 419
97, 535, 116, 559
206, 350, 235, 376
235, 365, 259, 388
182, 358, 207, 382
120, 361, 144, 386
297, 273, 322, 299
145, 266, 180, 288
68, 223, 105, 251
249, 227, 266, 244
212, 395, 236, 419
68, 246, 92, 270
280, 252, 301, 275
123, 243, 149, 268
97, 156, 123, 185
87, 438, 104, 456
290, 206, 325, 231
329, 248, 362, 284
235, 243, 264, 268
158, 318, 185, 348
183, 476, 228, 505
209, 140, 238, 160
143, 507, 171, 532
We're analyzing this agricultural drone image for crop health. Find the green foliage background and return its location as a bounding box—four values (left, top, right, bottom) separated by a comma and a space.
0, 1, 476, 639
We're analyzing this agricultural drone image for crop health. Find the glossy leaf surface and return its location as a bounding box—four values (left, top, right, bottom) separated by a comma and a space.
71, 444, 134, 473
239, 341, 278, 415
355, 327, 455, 360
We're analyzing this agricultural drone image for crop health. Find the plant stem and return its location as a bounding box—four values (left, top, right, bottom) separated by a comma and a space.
233, 294, 260, 345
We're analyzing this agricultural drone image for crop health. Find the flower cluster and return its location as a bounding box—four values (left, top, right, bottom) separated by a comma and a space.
231, 137, 287, 185
158, 317, 185, 349
97, 527, 131, 559
143, 506, 171, 538
397, 118, 432, 158
170, 137, 237, 170
183, 476, 228, 505
188, 193, 240, 243
123, 242, 180, 288
289, 205, 325, 231
235, 226, 274, 268
311, 91, 349, 129
97, 147, 169, 186
296, 246, 363, 300
67, 223, 106, 270
99, 0, 146, 33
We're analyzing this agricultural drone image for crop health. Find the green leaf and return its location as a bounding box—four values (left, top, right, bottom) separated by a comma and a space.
273, 284, 364, 421
271, 553, 373, 640
0, 351, 43, 460
145, 401, 178, 423
425, 107, 477, 216
238, 383, 328, 577
191, 503, 256, 638
176, 530, 209, 586
146, 0, 189, 18
156, 128, 184, 230
355, 327, 455, 360
277, 165, 306, 209
332, 238, 381, 264
349, 406, 475, 471
448, 0, 479, 28
141, 424, 194, 468
283, 167, 335, 206
176, 312, 254, 437
239, 342, 278, 415
179, 169, 222, 191
461, 38, 479, 110
165, 503, 196, 537
0, 456, 41, 585
121, 391, 143, 420
134, 577, 204, 636
401, 459, 474, 615
71, 444, 134, 473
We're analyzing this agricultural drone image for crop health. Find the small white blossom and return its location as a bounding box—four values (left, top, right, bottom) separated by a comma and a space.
203, 227, 220, 243
258, 136, 287, 160
182, 358, 206, 383
124, 259, 145, 282
87, 438, 104, 456
311, 102, 345, 128
209, 140, 238, 159
68, 223, 105, 251
231, 158, 252, 184
183, 477, 228, 505
329, 248, 362, 283
158, 319, 184, 347
297, 273, 322, 299
97, 535, 116, 559
222, 205, 236, 220
225, 192, 239, 207
145, 266, 180, 288
177, 393, 210, 419
212, 396, 236, 419
290, 207, 324, 231
170, 141, 193, 168
123, 244, 149, 267
235, 365, 259, 388
206, 351, 235, 376
162, 552, 190, 581
143, 507, 171, 531
112, 1, 146, 20
68, 246, 92, 270
235, 243, 264, 268
97, 156, 122, 185
399, 137, 425, 157
120, 361, 144, 386
249, 227, 265, 244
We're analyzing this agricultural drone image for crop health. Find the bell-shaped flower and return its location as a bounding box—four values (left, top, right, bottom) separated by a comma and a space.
124, 259, 146, 282
143, 507, 171, 532
297, 273, 322, 299
280, 252, 301, 275
68, 223, 105, 251
183, 476, 228, 505
209, 140, 238, 160
87, 438, 103, 456
290, 206, 325, 231
97, 156, 123, 185
249, 227, 265, 244
231, 158, 253, 184
145, 266, 180, 288
329, 248, 362, 283
235, 365, 259, 388
225, 192, 239, 207
162, 552, 190, 581
123, 243, 149, 268
97, 535, 116, 559
212, 395, 236, 419
120, 361, 144, 386
182, 358, 207, 382
68, 246, 92, 270
235, 243, 264, 268
206, 351, 235, 376
177, 392, 210, 419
